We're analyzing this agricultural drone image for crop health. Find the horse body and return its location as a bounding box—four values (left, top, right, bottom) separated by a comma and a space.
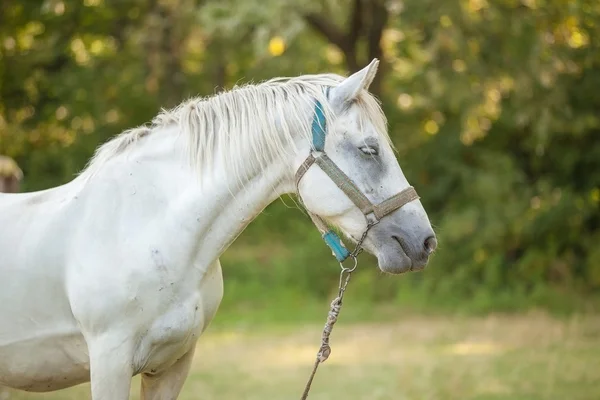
0, 60, 436, 399
0, 127, 282, 393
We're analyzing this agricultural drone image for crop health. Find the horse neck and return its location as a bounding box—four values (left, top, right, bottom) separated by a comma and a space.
189, 156, 296, 267
130, 118, 302, 270
75, 89, 317, 271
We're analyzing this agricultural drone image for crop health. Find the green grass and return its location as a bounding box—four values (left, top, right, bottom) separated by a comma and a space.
4, 310, 600, 400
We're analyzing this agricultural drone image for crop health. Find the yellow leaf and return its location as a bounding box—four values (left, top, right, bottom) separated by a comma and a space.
424, 120, 439, 135
591, 188, 600, 204
268, 37, 285, 57
440, 15, 452, 28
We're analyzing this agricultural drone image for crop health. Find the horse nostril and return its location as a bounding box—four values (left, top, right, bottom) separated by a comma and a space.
423, 235, 437, 254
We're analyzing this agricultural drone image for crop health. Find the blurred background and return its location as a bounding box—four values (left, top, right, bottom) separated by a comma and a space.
1, 0, 599, 399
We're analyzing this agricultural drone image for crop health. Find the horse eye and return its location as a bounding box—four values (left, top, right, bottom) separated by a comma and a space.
359, 146, 379, 156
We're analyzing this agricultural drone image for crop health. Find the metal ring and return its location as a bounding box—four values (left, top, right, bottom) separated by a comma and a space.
339, 255, 358, 273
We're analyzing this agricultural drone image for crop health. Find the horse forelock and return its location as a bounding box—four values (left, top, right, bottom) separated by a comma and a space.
78, 73, 390, 183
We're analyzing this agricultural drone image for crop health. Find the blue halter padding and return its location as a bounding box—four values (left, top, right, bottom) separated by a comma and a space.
310, 97, 351, 262
322, 231, 350, 262
311, 99, 327, 152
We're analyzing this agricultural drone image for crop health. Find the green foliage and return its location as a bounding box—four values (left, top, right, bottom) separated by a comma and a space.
1, 0, 599, 314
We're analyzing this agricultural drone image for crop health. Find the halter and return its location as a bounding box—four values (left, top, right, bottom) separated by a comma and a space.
295, 91, 420, 263
296, 91, 422, 400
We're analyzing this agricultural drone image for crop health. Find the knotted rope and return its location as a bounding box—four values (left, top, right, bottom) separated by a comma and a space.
300, 257, 357, 400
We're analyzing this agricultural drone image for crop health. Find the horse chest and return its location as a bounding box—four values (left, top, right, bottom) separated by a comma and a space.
135, 291, 203, 373
135, 260, 224, 373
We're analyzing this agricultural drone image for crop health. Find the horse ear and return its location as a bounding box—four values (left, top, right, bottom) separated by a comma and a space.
330, 58, 379, 110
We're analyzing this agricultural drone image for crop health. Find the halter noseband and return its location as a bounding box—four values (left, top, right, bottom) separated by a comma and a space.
295, 91, 420, 263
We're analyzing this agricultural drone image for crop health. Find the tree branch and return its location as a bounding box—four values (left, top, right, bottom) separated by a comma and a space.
302, 0, 388, 97
347, 0, 363, 56
344, 0, 364, 72
365, 0, 389, 97
303, 12, 348, 51
304, 10, 359, 71
366, 0, 388, 61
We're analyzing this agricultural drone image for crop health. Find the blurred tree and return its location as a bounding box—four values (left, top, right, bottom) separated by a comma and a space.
200, 0, 391, 96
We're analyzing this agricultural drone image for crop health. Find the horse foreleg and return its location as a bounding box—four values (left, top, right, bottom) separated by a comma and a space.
88, 336, 135, 400
140, 346, 196, 400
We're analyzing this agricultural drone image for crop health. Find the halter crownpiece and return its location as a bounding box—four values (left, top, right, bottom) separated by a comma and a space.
295, 93, 420, 262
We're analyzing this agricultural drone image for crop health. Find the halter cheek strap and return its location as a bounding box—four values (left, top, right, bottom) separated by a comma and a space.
298, 96, 352, 262
296, 95, 420, 262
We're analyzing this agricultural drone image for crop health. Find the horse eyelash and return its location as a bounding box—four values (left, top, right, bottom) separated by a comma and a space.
359, 146, 379, 156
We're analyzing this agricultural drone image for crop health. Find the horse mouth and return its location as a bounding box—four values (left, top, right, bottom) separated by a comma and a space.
372, 235, 413, 274
392, 236, 412, 267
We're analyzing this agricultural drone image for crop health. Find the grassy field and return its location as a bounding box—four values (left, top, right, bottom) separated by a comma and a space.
3, 310, 600, 400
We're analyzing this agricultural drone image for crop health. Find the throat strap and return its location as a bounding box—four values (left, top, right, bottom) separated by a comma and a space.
308, 212, 352, 262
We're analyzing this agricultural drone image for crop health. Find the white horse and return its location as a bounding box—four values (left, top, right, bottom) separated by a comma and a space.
0, 59, 436, 399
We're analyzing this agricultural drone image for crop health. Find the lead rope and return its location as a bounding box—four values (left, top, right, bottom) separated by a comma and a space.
300, 224, 374, 400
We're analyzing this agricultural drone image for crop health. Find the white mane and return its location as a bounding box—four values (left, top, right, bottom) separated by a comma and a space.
79, 73, 390, 183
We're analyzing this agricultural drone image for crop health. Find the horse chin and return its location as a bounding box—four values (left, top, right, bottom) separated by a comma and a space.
376, 246, 414, 275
